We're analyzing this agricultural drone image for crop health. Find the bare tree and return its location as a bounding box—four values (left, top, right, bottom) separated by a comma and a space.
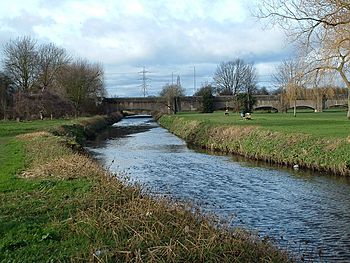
273, 58, 306, 116
2, 36, 38, 91
214, 59, 249, 95
306, 70, 341, 110
214, 59, 257, 111
37, 43, 71, 92
59, 59, 106, 116
257, 0, 350, 118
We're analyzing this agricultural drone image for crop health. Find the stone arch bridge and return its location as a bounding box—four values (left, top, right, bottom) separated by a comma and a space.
103, 95, 347, 113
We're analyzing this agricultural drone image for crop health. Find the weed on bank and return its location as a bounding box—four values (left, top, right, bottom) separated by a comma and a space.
159, 112, 350, 176
0, 118, 290, 262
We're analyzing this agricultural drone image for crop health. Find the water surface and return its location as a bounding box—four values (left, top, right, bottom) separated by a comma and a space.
87, 116, 350, 262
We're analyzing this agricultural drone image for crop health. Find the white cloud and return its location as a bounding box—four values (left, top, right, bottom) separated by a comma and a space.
0, 0, 292, 96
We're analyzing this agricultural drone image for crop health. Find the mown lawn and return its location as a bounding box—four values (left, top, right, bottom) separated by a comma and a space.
176, 110, 350, 138
0, 118, 87, 137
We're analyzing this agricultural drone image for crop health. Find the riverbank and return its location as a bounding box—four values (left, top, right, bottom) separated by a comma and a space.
159, 112, 350, 176
0, 115, 290, 262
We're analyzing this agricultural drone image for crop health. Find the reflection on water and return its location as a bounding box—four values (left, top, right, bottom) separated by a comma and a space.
87, 117, 350, 262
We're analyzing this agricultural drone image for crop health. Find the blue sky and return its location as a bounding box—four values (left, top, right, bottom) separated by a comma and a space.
0, 0, 292, 97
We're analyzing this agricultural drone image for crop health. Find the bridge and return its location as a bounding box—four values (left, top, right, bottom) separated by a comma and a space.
103, 95, 347, 113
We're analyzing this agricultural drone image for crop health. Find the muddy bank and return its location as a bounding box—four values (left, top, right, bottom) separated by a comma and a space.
51, 112, 124, 147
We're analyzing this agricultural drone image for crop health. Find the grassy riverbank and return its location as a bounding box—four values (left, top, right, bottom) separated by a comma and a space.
159, 111, 350, 176
0, 116, 290, 262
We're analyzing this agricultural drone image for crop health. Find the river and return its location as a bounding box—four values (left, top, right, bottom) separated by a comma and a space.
86, 116, 350, 262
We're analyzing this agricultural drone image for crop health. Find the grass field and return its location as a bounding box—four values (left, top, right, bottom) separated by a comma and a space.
0, 119, 85, 192
0, 118, 87, 137
0, 118, 90, 260
0, 118, 289, 262
159, 110, 350, 176
175, 110, 350, 138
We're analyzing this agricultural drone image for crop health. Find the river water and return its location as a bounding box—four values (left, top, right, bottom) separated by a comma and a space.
87, 116, 350, 262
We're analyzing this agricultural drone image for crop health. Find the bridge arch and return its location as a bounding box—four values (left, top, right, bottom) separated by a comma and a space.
286, 105, 316, 112
253, 106, 279, 112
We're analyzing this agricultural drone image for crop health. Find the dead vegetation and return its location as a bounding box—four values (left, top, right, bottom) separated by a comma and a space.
160, 115, 350, 177
15, 127, 290, 262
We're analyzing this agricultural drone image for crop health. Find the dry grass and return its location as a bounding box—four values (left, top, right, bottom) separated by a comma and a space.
160, 115, 350, 176
211, 125, 257, 142
14, 130, 290, 262
16, 131, 52, 140
21, 153, 104, 179
323, 139, 343, 152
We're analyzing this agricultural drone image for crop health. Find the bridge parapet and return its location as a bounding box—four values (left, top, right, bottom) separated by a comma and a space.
325, 99, 348, 108
102, 95, 347, 113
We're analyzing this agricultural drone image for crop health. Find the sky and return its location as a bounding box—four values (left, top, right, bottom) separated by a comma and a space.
0, 0, 292, 97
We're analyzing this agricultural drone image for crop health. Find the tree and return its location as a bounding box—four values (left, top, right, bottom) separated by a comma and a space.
241, 63, 258, 112
273, 59, 306, 116
59, 59, 106, 116
159, 83, 185, 114
257, 0, 350, 118
2, 36, 38, 91
37, 43, 71, 92
194, 83, 215, 113
214, 59, 248, 95
237, 93, 257, 113
0, 71, 14, 119
214, 59, 257, 112
255, 86, 270, 95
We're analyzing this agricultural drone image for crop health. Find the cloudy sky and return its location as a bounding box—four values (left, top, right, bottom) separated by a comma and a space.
0, 0, 292, 97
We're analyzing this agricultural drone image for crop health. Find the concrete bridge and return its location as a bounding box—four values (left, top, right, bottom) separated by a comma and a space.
103, 95, 347, 113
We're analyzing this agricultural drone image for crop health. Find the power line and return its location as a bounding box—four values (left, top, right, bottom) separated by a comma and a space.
193, 65, 196, 94
138, 66, 150, 97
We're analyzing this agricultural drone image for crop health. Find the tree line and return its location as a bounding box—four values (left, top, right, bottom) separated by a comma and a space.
160, 55, 347, 115
159, 58, 263, 113
0, 36, 106, 120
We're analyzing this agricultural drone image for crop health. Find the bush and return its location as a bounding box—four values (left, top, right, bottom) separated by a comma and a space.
195, 85, 215, 113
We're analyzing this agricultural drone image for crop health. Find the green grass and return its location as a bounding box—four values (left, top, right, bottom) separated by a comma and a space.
0, 117, 290, 262
0, 119, 93, 261
160, 111, 350, 176
0, 137, 26, 192
175, 111, 350, 138
0, 118, 87, 137
0, 118, 88, 192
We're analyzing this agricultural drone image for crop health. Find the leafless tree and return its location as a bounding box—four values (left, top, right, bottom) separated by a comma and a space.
2, 36, 39, 91
59, 59, 106, 116
257, 0, 350, 118
273, 58, 306, 116
37, 43, 71, 92
214, 59, 249, 95
214, 59, 257, 111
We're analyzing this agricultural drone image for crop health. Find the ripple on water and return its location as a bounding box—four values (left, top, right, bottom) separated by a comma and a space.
86, 117, 350, 262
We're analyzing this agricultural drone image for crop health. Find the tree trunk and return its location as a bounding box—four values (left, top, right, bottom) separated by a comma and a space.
293, 99, 296, 117
347, 90, 350, 119
337, 69, 350, 119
